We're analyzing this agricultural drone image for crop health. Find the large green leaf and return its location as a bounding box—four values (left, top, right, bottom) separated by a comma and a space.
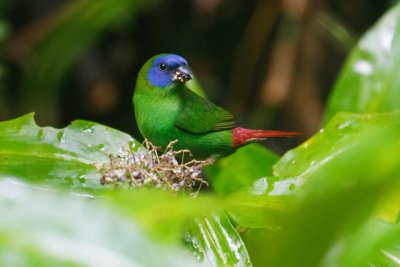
104, 189, 227, 242
0, 113, 137, 189
0, 179, 201, 267
205, 144, 278, 195
226, 176, 299, 228
325, 3, 400, 121
249, 111, 400, 267
104, 188, 253, 267
0, 177, 258, 266
274, 111, 400, 180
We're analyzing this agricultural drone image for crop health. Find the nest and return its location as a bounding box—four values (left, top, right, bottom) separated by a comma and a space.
97, 139, 210, 192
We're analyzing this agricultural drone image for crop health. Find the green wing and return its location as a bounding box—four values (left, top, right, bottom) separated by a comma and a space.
175, 88, 235, 134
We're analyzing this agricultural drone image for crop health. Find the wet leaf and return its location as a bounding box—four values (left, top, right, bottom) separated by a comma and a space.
0, 179, 201, 267
185, 213, 252, 267
0, 113, 138, 190
325, 3, 400, 121
258, 112, 400, 267
205, 144, 278, 195
274, 112, 400, 180
226, 176, 300, 228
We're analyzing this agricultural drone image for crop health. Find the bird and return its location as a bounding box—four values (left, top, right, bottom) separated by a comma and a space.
133, 53, 300, 159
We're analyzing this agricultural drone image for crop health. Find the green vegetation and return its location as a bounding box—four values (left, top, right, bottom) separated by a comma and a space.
1, 2, 400, 267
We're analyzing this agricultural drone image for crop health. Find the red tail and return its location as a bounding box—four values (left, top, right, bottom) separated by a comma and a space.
232, 127, 301, 147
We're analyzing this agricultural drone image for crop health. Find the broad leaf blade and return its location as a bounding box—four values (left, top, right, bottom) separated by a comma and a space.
274, 112, 400, 180
325, 3, 400, 121
259, 112, 400, 267
104, 189, 227, 242
0, 113, 138, 189
205, 144, 278, 195
0, 179, 201, 267
226, 176, 300, 228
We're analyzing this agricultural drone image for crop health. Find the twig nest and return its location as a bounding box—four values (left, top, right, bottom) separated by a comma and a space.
97, 139, 210, 192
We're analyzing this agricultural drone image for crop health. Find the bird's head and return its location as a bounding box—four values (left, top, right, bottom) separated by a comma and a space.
146, 54, 193, 88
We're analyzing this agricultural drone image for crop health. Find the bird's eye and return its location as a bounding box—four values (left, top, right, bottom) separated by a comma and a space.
159, 63, 168, 71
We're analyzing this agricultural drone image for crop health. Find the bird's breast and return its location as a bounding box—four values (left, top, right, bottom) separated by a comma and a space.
134, 93, 181, 147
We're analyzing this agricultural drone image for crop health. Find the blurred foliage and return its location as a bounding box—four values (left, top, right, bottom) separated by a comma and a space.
19, 0, 159, 124
325, 3, 400, 121
1, 0, 400, 267
0, 180, 202, 267
265, 111, 400, 266
243, 112, 400, 266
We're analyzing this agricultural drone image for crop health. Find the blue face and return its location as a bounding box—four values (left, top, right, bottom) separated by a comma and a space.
147, 54, 192, 87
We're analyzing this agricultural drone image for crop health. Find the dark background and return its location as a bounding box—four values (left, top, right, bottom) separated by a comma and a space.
0, 0, 394, 153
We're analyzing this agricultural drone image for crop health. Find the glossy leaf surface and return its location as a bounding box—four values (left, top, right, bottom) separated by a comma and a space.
205, 144, 278, 195
0, 113, 137, 189
0, 179, 201, 267
185, 213, 252, 267
325, 3, 400, 121
226, 176, 299, 228
274, 112, 400, 180
253, 111, 400, 267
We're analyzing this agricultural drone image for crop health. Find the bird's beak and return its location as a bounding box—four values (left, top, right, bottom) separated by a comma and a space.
172, 66, 193, 83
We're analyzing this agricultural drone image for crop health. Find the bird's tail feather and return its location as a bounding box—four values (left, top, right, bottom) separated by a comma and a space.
232, 127, 301, 147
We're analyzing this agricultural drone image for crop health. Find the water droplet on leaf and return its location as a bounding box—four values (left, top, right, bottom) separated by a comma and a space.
83, 126, 94, 133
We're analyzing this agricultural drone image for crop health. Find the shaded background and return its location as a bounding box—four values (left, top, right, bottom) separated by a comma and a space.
0, 0, 396, 153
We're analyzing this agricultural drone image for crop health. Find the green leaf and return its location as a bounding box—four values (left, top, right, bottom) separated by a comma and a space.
0, 113, 138, 189
226, 176, 299, 228
185, 213, 252, 267
321, 219, 400, 267
256, 112, 400, 267
205, 144, 279, 195
274, 112, 400, 180
0, 178, 254, 266
102, 188, 255, 266
241, 227, 277, 267
104, 189, 227, 242
325, 3, 400, 121
0, 179, 201, 267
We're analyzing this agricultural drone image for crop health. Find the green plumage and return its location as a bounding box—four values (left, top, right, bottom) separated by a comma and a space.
133, 54, 236, 158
